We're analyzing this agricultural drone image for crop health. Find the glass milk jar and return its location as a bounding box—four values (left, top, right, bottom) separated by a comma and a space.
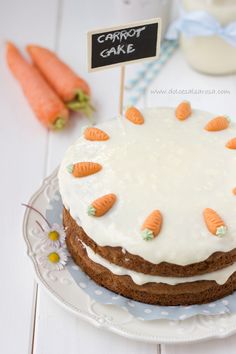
181, 0, 236, 74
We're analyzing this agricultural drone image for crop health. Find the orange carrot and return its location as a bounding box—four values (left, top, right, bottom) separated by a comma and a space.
67, 162, 102, 177
203, 208, 227, 237
175, 101, 192, 121
226, 137, 236, 149
27, 45, 94, 117
125, 106, 144, 125
84, 127, 109, 141
141, 210, 163, 240
232, 187, 236, 195
6, 42, 68, 130
88, 194, 117, 217
205, 116, 230, 132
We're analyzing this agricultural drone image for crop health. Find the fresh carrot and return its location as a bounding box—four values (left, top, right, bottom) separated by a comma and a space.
27, 45, 94, 118
6, 42, 68, 130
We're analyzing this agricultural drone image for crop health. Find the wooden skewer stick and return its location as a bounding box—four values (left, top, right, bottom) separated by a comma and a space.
119, 65, 125, 115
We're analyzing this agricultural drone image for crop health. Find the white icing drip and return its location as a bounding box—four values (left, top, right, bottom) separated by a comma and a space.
83, 242, 236, 286
58, 107, 236, 266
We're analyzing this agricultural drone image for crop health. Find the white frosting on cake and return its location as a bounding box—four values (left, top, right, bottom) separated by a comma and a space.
58, 107, 236, 266
82, 241, 236, 286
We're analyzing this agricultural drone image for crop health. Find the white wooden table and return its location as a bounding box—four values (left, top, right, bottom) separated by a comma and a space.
1, 0, 236, 353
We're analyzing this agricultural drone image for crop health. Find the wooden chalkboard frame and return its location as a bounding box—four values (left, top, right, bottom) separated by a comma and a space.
87, 18, 162, 72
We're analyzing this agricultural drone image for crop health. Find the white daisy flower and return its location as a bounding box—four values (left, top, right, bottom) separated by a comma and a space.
40, 223, 66, 248
38, 247, 68, 271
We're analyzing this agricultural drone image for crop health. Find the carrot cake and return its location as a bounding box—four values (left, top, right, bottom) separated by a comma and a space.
58, 104, 236, 305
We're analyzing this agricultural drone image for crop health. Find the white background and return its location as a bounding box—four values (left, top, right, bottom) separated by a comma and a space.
1, 0, 236, 353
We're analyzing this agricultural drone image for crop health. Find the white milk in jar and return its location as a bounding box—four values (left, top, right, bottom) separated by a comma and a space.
181, 0, 236, 74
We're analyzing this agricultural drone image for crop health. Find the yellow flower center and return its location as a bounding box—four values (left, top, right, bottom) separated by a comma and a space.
48, 252, 60, 263
48, 230, 59, 241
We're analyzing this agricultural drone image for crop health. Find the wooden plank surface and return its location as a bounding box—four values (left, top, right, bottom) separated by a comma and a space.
0, 1, 58, 354
162, 337, 236, 354
145, 50, 236, 115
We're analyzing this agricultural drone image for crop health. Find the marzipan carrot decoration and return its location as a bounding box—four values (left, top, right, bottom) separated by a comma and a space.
27, 45, 94, 118
226, 137, 236, 149
203, 208, 227, 237
125, 106, 144, 125
88, 194, 117, 217
232, 187, 236, 195
205, 116, 230, 132
67, 162, 102, 177
6, 42, 68, 130
175, 101, 192, 121
84, 127, 109, 141
141, 210, 163, 240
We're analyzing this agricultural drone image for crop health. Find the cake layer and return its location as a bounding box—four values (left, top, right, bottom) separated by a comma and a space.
59, 107, 236, 266
63, 208, 236, 277
66, 230, 236, 306
82, 241, 236, 286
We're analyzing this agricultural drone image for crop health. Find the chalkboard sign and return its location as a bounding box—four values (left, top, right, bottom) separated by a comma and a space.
87, 18, 161, 71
